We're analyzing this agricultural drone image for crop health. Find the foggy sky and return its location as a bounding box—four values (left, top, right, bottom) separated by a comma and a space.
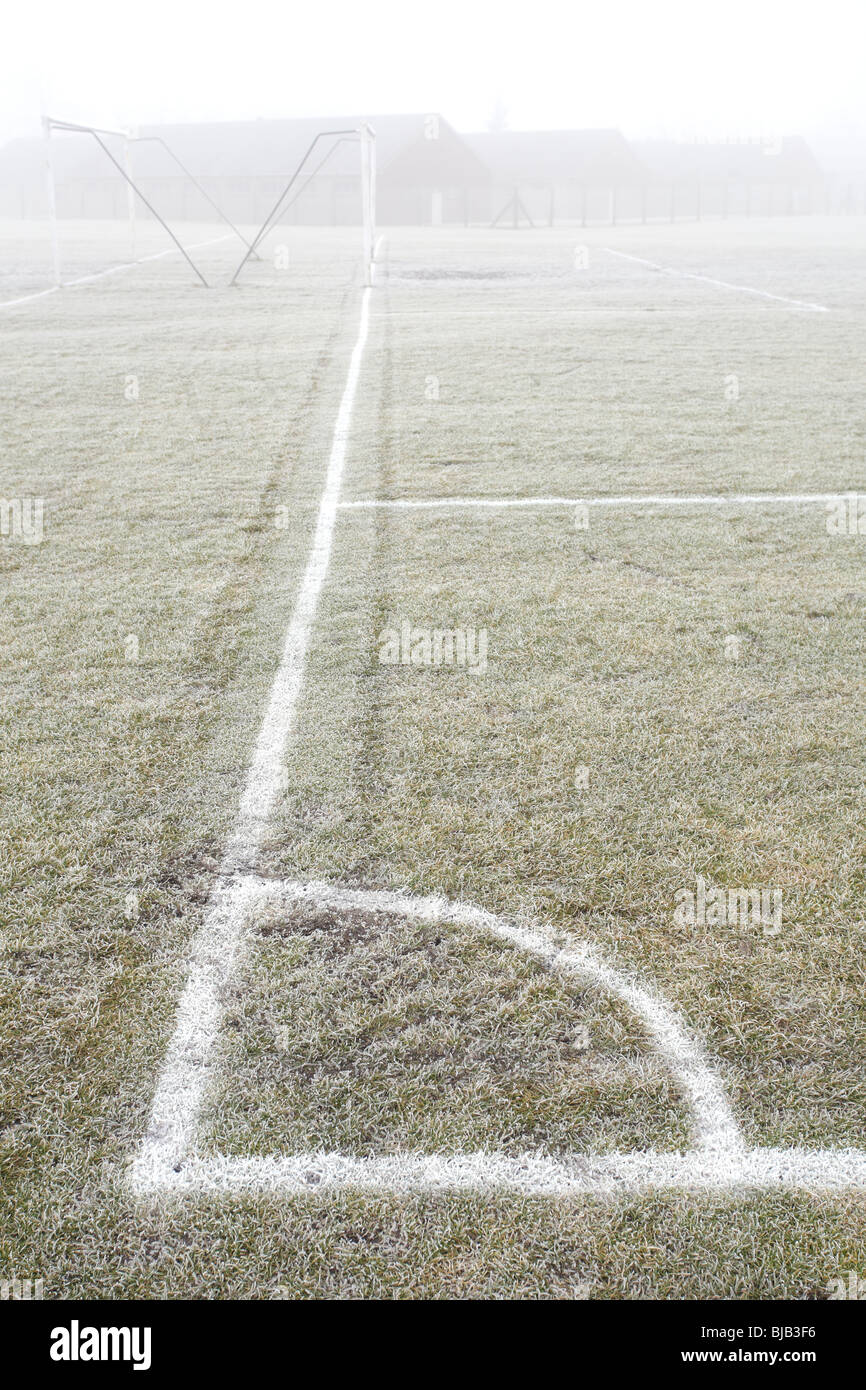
3, 0, 864, 147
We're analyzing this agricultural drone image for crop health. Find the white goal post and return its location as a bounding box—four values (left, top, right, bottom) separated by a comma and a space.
360, 122, 376, 287
43, 116, 137, 287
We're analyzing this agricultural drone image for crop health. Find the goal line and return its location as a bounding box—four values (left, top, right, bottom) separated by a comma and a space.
337, 492, 849, 511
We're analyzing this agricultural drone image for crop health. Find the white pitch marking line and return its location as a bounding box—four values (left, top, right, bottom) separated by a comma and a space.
129, 284, 862, 1200
130, 288, 372, 1188
131, 871, 745, 1194
370, 308, 716, 318
130, 874, 866, 1197
139, 1148, 866, 1196
259, 878, 745, 1157
0, 233, 233, 309
226, 286, 371, 870
604, 246, 830, 313
339, 492, 845, 511
0, 285, 59, 309
371, 234, 386, 286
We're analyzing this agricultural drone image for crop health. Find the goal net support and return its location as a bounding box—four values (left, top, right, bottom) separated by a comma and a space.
129, 135, 259, 260
42, 117, 257, 288
43, 117, 213, 286
229, 122, 377, 287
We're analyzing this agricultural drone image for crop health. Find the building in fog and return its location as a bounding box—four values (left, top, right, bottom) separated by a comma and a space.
463, 128, 649, 224
807, 133, 866, 214
631, 137, 827, 218
0, 115, 488, 227
0, 116, 835, 226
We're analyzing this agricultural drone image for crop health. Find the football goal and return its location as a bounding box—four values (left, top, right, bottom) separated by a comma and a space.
42, 117, 377, 291
41, 116, 221, 287
229, 123, 377, 287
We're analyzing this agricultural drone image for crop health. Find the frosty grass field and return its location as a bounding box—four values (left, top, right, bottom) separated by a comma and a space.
1, 215, 865, 1297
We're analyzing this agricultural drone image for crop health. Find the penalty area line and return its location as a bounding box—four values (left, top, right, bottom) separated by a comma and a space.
604, 246, 830, 313
338, 492, 847, 512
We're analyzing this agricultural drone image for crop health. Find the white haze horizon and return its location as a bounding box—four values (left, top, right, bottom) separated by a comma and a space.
1, 0, 864, 150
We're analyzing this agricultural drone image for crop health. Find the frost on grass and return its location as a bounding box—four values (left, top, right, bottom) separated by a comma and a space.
197, 901, 691, 1159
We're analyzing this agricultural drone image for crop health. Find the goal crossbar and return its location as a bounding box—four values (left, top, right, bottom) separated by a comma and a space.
46, 118, 129, 139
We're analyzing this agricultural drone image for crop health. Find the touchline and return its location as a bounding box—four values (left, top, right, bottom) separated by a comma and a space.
50, 1321, 152, 1371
